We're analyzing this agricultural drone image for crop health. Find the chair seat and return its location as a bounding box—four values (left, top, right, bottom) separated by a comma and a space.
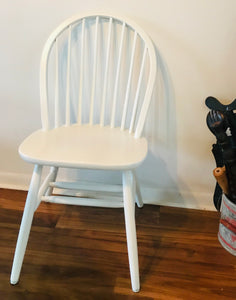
19, 124, 148, 170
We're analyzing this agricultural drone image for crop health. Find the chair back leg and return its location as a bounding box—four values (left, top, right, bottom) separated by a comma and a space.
132, 170, 144, 208
122, 170, 140, 292
45, 167, 58, 196
10, 164, 43, 285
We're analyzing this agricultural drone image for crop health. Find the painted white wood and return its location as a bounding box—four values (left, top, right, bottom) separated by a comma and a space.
36, 166, 58, 211
40, 51, 49, 130
77, 18, 85, 125
54, 188, 120, 199
134, 48, 156, 138
19, 125, 148, 170
39, 12, 156, 135
54, 38, 59, 128
10, 164, 43, 285
12, 13, 157, 292
42, 195, 123, 208
89, 16, 99, 125
66, 25, 72, 126
50, 180, 122, 193
132, 170, 143, 208
123, 170, 140, 292
110, 21, 126, 128
121, 31, 137, 131
129, 47, 147, 134
45, 167, 58, 196
100, 17, 113, 127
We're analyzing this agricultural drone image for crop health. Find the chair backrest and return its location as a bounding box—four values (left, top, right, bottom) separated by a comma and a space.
40, 13, 156, 138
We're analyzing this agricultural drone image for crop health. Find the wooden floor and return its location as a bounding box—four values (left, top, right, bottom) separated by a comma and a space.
0, 188, 236, 299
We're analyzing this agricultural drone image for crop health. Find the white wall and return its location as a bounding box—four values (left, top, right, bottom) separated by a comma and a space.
1, 0, 236, 210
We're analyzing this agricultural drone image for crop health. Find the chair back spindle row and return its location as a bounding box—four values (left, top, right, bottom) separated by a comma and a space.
40, 14, 156, 138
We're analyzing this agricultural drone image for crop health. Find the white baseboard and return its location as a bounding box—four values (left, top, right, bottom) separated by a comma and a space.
142, 187, 215, 211
0, 171, 30, 191
0, 172, 215, 211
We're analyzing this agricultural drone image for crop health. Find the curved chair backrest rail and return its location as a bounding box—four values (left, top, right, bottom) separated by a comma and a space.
40, 13, 156, 138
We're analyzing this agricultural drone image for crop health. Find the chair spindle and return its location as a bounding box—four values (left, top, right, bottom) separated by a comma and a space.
110, 21, 126, 128
89, 16, 99, 125
77, 18, 85, 125
121, 31, 137, 130
100, 17, 113, 127
129, 46, 147, 133
54, 38, 59, 128
66, 25, 72, 126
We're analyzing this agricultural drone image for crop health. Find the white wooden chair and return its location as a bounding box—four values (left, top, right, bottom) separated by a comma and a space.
10, 13, 156, 292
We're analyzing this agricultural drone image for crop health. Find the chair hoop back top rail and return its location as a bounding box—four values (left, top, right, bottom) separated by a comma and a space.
11, 13, 157, 293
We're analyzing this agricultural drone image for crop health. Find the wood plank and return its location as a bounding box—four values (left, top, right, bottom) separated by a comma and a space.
0, 188, 236, 299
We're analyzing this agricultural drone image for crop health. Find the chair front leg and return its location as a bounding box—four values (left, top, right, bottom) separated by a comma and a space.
122, 170, 140, 292
10, 164, 43, 285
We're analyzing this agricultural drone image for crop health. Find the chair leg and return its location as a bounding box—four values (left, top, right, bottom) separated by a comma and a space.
45, 166, 58, 196
122, 170, 140, 292
132, 170, 144, 208
35, 166, 58, 211
10, 164, 43, 285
